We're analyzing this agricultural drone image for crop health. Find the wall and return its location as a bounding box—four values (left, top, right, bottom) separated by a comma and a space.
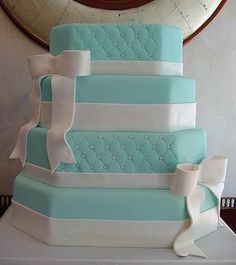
0, 1, 235, 195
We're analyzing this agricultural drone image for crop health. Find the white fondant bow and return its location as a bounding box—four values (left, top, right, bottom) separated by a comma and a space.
10, 51, 91, 172
172, 155, 228, 258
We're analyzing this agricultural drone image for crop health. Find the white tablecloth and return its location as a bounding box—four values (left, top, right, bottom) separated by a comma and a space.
0, 206, 236, 265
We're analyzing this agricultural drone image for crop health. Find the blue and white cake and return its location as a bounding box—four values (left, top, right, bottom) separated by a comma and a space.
11, 24, 227, 258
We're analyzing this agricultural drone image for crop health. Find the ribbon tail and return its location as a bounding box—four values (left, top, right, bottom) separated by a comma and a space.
173, 186, 206, 258
10, 78, 42, 166
47, 131, 76, 174
47, 75, 76, 173
10, 125, 31, 166
174, 240, 207, 258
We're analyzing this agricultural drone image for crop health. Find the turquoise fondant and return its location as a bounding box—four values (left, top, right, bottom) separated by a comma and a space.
50, 24, 182, 62
40, 75, 195, 103
13, 174, 217, 220
26, 128, 206, 173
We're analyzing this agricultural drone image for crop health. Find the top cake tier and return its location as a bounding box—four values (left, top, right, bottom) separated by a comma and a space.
50, 24, 182, 62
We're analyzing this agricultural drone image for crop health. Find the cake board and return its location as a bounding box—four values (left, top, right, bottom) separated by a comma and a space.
0, 206, 236, 265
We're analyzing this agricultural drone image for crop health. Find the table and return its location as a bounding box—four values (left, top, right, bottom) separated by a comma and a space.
0, 206, 236, 265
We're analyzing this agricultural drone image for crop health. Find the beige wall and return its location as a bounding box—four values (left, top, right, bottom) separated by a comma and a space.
0, 1, 235, 195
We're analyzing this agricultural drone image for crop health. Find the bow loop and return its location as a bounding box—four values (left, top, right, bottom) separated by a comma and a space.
199, 155, 228, 184
55, 50, 91, 77
171, 163, 200, 197
28, 54, 55, 79
28, 51, 91, 79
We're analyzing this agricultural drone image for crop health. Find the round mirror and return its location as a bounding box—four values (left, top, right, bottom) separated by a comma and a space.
0, 0, 227, 47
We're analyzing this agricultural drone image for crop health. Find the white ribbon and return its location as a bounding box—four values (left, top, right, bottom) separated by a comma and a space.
11, 51, 91, 173
10, 77, 43, 165
92, 60, 183, 76
40, 102, 196, 132
172, 155, 228, 258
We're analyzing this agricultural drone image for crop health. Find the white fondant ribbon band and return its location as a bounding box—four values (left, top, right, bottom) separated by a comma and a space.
92, 60, 183, 76
40, 102, 196, 131
12, 201, 218, 247
11, 51, 91, 173
24, 156, 227, 191
47, 76, 76, 171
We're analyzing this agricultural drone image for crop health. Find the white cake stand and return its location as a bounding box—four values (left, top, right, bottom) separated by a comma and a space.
0, 206, 236, 265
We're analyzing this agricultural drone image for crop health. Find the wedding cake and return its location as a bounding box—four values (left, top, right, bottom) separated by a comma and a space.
10, 23, 227, 258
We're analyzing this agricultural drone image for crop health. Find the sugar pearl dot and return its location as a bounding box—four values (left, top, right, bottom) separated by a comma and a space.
120, 165, 124, 169
76, 145, 79, 149
159, 156, 163, 160
120, 145, 124, 149
152, 145, 156, 149
129, 135, 133, 139
104, 165, 108, 169
128, 156, 132, 160
90, 145, 94, 149
90, 166, 93, 169
81, 154, 85, 158
112, 156, 116, 160
167, 145, 170, 149
75, 164, 79, 168
136, 146, 140, 150
105, 145, 109, 149
99, 135, 103, 138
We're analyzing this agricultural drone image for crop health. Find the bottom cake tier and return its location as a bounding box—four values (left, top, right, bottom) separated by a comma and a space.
12, 173, 218, 246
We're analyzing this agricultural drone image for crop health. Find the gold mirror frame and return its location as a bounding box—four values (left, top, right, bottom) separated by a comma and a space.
0, 0, 227, 48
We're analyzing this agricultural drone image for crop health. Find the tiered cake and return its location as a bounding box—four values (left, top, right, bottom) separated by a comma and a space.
11, 24, 227, 258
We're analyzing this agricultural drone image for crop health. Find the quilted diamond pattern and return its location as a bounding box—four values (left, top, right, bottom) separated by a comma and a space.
58, 132, 177, 173
50, 24, 182, 62
26, 128, 206, 173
